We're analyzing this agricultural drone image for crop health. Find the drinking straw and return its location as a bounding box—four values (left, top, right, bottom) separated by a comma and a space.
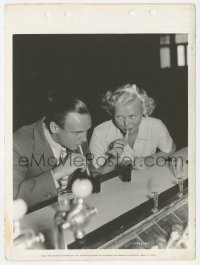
125, 129, 129, 141
79, 145, 90, 176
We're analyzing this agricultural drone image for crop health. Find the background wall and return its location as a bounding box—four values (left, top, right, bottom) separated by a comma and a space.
13, 34, 188, 149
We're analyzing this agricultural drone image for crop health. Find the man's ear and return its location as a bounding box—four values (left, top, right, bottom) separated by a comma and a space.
49, 121, 59, 134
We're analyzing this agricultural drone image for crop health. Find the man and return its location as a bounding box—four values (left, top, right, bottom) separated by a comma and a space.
13, 96, 92, 209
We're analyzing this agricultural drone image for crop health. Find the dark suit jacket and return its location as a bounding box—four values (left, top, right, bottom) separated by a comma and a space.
13, 119, 88, 209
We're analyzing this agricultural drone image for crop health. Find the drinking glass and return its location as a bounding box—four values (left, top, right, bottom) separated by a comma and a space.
58, 190, 74, 211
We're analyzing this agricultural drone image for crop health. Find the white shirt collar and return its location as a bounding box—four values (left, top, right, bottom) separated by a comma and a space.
43, 123, 66, 160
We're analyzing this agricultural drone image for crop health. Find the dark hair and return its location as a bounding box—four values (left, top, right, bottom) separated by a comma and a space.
44, 96, 90, 130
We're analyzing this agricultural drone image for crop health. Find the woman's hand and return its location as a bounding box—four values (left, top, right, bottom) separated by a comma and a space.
107, 139, 128, 159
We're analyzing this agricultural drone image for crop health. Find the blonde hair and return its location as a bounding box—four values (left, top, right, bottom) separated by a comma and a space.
101, 83, 156, 117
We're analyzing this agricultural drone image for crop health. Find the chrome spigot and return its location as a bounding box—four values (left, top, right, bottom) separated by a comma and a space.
14, 228, 45, 250
62, 198, 98, 239
171, 157, 186, 198
54, 178, 98, 249
13, 199, 45, 250
177, 176, 184, 198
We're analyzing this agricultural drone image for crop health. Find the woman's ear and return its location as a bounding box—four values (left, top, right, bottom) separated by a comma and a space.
49, 121, 59, 134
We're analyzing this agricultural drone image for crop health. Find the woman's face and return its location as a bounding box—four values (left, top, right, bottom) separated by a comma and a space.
113, 98, 143, 135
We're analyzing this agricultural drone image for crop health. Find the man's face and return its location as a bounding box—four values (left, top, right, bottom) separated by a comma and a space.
113, 98, 143, 135
56, 112, 92, 151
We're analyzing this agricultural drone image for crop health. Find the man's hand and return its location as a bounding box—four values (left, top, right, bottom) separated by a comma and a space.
52, 153, 87, 182
58, 176, 69, 191
107, 139, 128, 158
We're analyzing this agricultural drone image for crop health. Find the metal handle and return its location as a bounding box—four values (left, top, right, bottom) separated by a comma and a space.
177, 176, 183, 198
151, 192, 158, 213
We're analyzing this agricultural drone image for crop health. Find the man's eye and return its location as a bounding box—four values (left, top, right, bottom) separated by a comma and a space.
116, 116, 123, 119
73, 132, 80, 135
130, 115, 136, 119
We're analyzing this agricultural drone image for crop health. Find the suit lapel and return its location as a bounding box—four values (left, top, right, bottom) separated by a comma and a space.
33, 119, 55, 173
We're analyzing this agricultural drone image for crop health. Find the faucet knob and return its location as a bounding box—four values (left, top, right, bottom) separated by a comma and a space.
72, 178, 93, 199
13, 199, 27, 221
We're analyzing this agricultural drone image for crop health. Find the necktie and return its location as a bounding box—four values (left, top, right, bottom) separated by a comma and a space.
57, 149, 68, 191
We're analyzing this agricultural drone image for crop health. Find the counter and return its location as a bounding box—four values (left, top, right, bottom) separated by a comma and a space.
20, 147, 188, 249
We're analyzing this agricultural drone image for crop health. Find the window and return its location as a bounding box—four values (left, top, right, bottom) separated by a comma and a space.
160, 47, 171, 68
160, 34, 188, 69
177, 45, 185, 66
175, 34, 188, 67
160, 34, 171, 69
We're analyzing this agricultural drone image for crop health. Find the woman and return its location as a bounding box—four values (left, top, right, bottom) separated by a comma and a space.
89, 83, 176, 174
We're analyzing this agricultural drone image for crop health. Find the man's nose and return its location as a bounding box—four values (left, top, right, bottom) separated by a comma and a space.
124, 118, 130, 128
